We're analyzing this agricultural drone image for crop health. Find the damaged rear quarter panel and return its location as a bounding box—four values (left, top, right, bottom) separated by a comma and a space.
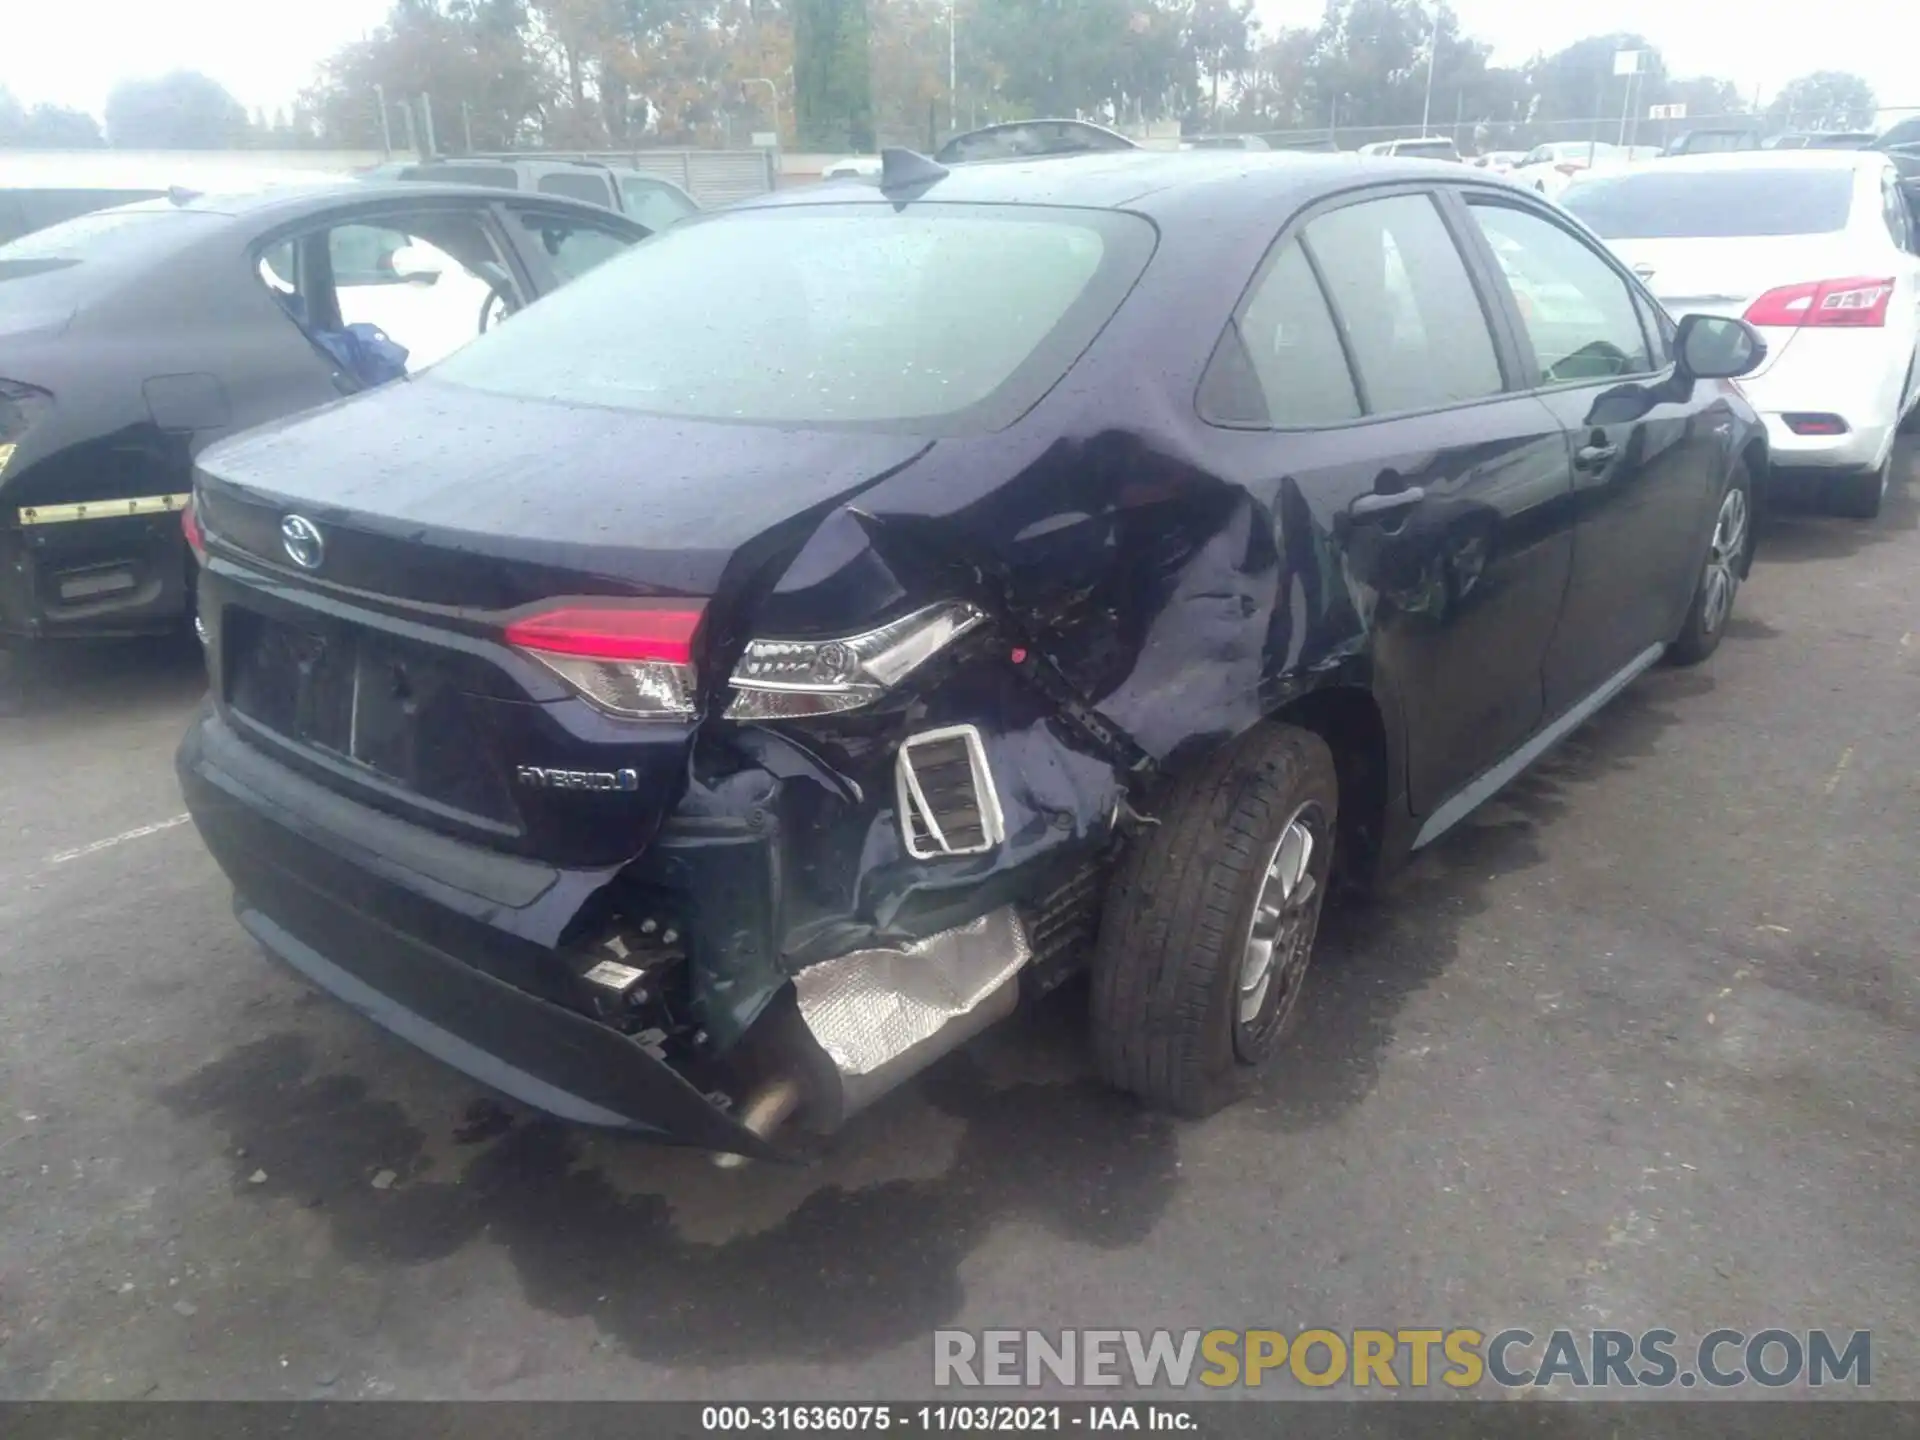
655, 192, 1402, 1045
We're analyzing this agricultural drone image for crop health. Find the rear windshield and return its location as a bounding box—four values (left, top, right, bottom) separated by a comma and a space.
432, 202, 1155, 432
400, 163, 521, 189
1562, 169, 1856, 238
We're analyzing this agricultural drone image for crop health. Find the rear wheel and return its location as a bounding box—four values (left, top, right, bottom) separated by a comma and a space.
1827, 451, 1890, 521
1668, 465, 1752, 666
1091, 724, 1337, 1118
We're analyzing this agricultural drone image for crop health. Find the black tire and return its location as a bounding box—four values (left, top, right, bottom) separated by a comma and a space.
1668, 462, 1754, 666
1091, 723, 1338, 1118
1827, 452, 1889, 521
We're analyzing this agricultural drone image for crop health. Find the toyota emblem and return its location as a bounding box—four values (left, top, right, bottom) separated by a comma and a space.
280, 514, 325, 571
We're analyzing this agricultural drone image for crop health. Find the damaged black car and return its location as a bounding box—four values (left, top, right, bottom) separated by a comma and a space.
178, 148, 1768, 1160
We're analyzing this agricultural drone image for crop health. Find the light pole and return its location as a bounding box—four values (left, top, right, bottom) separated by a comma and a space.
742, 75, 780, 144
1419, 2, 1440, 138
948, 2, 957, 127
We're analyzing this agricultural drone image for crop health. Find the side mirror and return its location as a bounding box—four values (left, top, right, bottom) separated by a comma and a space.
1674, 313, 1766, 380
387, 243, 445, 286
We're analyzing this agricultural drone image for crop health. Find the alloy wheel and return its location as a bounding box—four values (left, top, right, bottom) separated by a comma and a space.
1235, 802, 1327, 1056
1700, 485, 1748, 637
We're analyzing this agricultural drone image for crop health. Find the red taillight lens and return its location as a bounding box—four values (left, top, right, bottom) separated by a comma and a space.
1554, 162, 1584, 175
1744, 277, 1894, 329
181, 498, 205, 560
505, 603, 706, 718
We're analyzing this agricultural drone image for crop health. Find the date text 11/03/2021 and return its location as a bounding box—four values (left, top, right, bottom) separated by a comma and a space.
702, 1407, 1193, 1432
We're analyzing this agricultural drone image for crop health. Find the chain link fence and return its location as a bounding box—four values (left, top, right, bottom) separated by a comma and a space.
1249, 105, 1920, 158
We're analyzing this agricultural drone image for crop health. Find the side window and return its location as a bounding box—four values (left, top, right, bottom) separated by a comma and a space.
1522, 146, 1550, 167
515, 211, 637, 284
256, 210, 522, 384
1199, 239, 1360, 428
619, 176, 698, 232
1466, 201, 1653, 384
537, 172, 616, 209
327, 225, 412, 286
1304, 193, 1504, 414
1883, 174, 1912, 251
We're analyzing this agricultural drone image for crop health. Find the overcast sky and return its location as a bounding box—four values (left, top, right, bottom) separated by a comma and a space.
4, 0, 1914, 122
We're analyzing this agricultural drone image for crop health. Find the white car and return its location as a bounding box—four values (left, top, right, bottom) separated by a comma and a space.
1357, 136, 1462, 163
1562, 150, 1920, 517
1510, 141, 1622, 198
819, 155, 882, 182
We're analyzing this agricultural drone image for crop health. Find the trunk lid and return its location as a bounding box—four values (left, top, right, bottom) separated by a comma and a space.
196, 378, 935, 865
1606, 235, 1871, 377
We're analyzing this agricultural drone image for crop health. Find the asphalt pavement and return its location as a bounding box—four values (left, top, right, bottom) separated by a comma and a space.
1, 444, 1916, 1401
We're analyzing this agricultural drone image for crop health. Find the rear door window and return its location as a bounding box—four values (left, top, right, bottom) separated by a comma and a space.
257, 208, 524, 382
1301, 192, 1504, 414
1466, 200, 1653, 384
537, 172, 616, 208
1200, 239, 1359, 427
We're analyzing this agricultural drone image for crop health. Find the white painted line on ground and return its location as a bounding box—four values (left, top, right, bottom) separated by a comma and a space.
1822, 747, 1854, 797
46, 814, 191, 866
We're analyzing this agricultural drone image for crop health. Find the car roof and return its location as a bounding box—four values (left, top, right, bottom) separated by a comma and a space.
732, 148, 1468, 220
110, 179, 625, 221
1639, 148, 1889, 175
0, 155, 350, 192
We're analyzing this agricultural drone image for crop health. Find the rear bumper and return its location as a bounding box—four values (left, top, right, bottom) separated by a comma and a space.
1758, 413, 1891, 470
177, 703, 791, 1159
0, 511, 193, 643
1740, 333, 1905, 472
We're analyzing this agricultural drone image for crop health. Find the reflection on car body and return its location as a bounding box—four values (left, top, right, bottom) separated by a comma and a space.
175, 151, 1769, 1161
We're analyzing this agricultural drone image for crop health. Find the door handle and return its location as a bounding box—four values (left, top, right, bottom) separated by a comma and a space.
1349, 485, 1427, 521
1574, 442, 1618, 470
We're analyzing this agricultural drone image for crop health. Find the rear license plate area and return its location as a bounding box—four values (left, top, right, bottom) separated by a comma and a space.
226, 609, 510, 820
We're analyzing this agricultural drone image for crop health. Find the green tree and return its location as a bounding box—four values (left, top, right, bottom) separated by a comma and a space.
1233, 27, 1316, 128
104, 72, 250, 148
1188, 0, 1256, 124
794, 0, 873, 149
1767, 71, 1877, 130
969, 0, 1189, 125
306, 0, 550, 149
0, 90, 106, 148
1524, 33, 1664, 127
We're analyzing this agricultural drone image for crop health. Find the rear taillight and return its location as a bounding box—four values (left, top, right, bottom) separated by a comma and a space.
724, 601, 986, 720
1743, 277, 1894, 329
1554, 162, 1585, 175
505, 603, 706, 718
0, 379, 54, 475
505, 599, 989, 722
181, 498, 206, 560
